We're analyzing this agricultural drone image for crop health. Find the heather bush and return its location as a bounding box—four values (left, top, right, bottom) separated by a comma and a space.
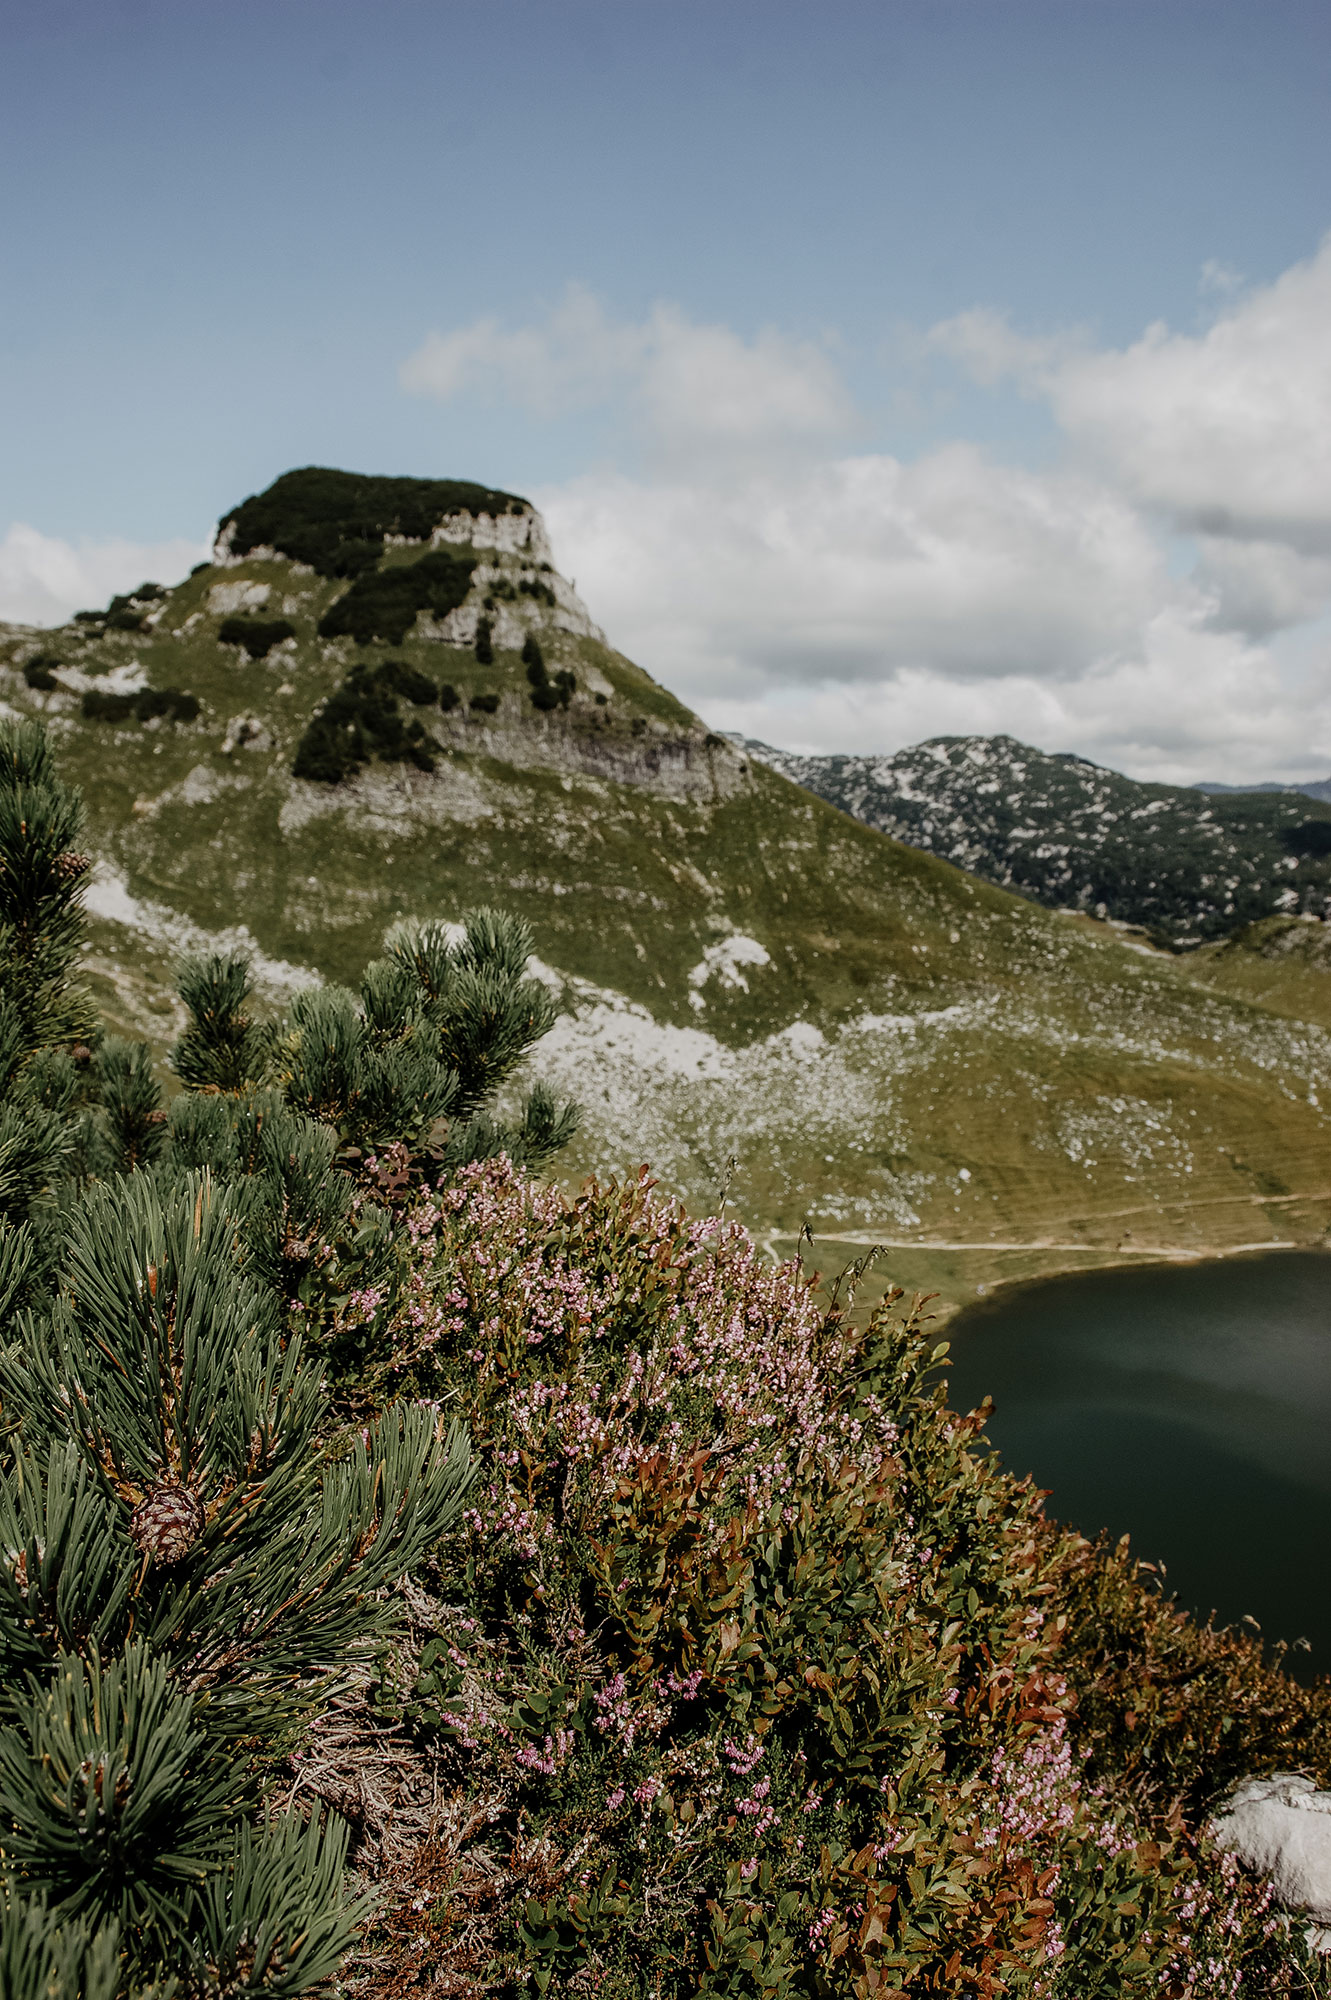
314, 1161, 1327, 1996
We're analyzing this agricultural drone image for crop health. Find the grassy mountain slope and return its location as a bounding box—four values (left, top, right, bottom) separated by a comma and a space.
746, 732, 1331, 945
3, 470, 1329, 1312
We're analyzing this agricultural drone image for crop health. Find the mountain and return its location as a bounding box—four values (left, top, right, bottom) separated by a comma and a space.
742, 734, 1331, 944
1199, 776, 1331, 803
3, 468, 1330, 1310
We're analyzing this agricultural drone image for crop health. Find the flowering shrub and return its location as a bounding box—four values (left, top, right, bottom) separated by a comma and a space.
325, 1161, 1326, 1996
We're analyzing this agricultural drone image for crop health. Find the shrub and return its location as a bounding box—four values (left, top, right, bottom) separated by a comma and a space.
292, 662, 441, 784
469, 692, 500, 715
218, 467, 531, 576
307, 1161, 1325, 1995
377, 659, 439, 705
519, 575, 557, 607
523, 636, 575, 712
439, 682, 460, 713
218, 615, 296, 659
318, 551, 477, 649
22, 657, 60, 691
474, 616, 494, 665
98, 587, 163, 634
80, 687, 198, 725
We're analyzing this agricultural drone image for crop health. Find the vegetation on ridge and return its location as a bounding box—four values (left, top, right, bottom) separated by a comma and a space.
220, 466, 531, 577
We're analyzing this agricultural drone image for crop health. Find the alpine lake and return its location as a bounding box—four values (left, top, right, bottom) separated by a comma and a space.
941, 1251, 1331, 1681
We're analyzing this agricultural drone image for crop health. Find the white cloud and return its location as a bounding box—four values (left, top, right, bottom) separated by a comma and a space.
401, 285, 854, 459
0, 523, 208, 628
543, 448, 1167, 690
934, 235, 1331, 554
540, 457, 1328, 785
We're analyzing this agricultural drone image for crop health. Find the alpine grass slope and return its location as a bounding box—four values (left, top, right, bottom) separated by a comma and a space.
2, 468, 1329, 1311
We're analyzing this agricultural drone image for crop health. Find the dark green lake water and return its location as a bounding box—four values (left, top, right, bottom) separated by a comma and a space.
942, 1252, 1331, 1675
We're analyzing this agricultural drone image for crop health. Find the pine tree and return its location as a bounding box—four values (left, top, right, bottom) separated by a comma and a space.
0, 722, 581, 1990
0, 1166, 475, 1989
170, 910, 579, 1170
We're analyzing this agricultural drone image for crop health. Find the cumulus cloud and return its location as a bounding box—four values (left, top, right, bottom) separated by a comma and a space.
401, 285, 854, 459
0, 523, 208, 628
543, 448, 1169, 690
539, 459, 1319, 784
933, 234, 1331, 555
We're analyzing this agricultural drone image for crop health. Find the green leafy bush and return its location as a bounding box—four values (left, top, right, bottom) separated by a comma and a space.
439, 682, 460, 713
474, 615, 494, 665
22, 657, 60, 691
469, 691, 500, 715
317, 550, 477, 648
218, 614, 296, 658
219, 466, 530, 576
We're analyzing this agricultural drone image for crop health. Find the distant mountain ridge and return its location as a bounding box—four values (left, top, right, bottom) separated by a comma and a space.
1198, 776, 1331, 803
739, 733, 1331, 945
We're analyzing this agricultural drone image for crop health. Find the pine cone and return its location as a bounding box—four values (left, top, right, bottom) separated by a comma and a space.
56, 851, 90, 881
129, 1482, 205, 1564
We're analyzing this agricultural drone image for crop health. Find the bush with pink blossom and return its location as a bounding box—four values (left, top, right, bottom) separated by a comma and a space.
328, 1159, 1329, 1996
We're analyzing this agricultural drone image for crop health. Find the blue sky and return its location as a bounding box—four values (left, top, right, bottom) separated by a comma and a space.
3, 0, 1329, 780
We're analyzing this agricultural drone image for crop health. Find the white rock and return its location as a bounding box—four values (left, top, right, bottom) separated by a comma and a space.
1212, 1774, 1331, 1943
429, 507, 552, 562
208, 579, 271, 615
687, 933, 772, 995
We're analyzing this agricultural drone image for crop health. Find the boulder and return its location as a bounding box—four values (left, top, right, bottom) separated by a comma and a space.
1212, 1774, 1331, 1949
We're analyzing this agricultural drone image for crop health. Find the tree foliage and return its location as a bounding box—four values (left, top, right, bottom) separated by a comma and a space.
0, 722, 583, 1995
